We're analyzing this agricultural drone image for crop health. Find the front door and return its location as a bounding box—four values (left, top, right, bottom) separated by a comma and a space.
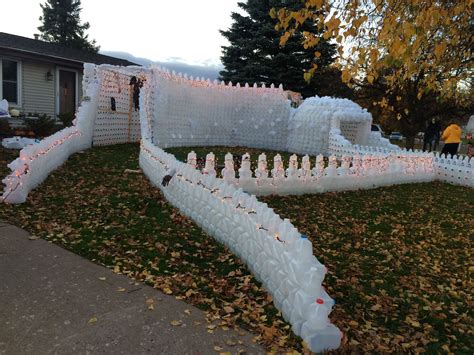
59, 70, 76, 115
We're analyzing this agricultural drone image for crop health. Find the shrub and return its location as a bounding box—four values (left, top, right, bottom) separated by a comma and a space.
57, 111, 75, 127
0, 118, 12, 137
26, 113, 56, 137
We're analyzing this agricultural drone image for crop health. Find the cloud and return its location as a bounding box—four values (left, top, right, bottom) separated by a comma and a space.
101, 51, 223, 81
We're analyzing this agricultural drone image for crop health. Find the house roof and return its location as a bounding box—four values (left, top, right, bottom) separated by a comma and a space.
0, 32, 138, 67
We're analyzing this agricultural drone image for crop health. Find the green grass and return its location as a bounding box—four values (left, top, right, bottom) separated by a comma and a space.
1, 143, 473, 353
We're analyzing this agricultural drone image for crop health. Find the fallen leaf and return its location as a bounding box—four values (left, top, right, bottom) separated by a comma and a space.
171, 320, 183, 326
124, 169, 141, 174
223, 306, 234, 314
371, 304, 382, 311
225, 339, 237, 346
88, 316, 97, 324
98, 277, 106, 281
146, 298, 155, 310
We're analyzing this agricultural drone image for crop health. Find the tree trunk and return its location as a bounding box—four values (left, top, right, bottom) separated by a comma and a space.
405, 135, 416, 150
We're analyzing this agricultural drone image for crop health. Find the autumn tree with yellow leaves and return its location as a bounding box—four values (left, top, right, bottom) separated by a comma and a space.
274, 0, 473, 148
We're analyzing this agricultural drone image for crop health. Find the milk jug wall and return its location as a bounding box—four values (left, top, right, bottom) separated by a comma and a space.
147, 67, 390, 155
137, 66, 348, 352
151, 68, 291, 151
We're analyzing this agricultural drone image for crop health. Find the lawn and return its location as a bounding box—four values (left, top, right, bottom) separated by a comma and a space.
0, 144, 472, 353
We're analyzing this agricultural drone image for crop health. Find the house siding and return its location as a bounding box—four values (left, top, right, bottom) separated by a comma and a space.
22, 61, 56, 119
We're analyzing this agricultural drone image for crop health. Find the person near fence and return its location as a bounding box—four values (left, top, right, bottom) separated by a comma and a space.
432, 119, 442, 151
423, 118, 441, 152
440, 121, 462, 157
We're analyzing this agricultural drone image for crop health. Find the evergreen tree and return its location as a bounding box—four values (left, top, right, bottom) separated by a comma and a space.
37, 0, 99, 53
220, 0, 348, 98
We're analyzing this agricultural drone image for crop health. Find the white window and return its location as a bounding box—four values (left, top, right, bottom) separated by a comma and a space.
0, 59, 22, 106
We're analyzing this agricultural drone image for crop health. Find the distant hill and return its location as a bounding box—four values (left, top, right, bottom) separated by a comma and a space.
101, 51, 222, 81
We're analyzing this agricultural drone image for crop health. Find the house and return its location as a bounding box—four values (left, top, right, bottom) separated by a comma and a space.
0, 32, 137, 120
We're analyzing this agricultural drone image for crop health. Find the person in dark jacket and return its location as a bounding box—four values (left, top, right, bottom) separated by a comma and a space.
432, 119, 442, 151
423, 118, 441, 152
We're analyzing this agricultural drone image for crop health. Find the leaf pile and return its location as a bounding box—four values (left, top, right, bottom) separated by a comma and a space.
1, 144, 472, 353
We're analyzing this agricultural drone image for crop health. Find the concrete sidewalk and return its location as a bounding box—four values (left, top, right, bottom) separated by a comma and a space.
0, 223, 264, 354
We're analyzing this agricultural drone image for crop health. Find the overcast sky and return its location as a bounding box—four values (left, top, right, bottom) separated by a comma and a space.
0, 0, 241, 67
